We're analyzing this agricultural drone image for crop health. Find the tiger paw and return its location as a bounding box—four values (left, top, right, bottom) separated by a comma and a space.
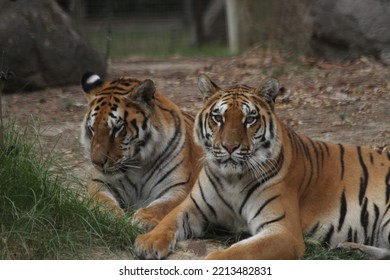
132, 208, 160, 232
134, 229, 177, 259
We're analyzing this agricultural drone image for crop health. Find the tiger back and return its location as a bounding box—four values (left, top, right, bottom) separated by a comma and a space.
134, 73, 390, 259
80, 72, 202, 231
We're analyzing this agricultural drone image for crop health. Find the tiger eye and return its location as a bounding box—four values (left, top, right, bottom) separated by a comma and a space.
213, 114, 223, 123
245, 116, 256, 124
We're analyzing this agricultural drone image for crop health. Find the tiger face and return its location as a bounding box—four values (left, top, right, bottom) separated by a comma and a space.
81, 72, 157, 175
195, 74, 282, 175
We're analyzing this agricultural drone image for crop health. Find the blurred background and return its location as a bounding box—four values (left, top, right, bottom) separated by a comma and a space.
1, 0, 389, 90
67, 0, 230, 59
61, 0, 301, 59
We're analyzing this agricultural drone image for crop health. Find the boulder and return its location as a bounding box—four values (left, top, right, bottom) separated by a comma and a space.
228, 0, 390, 64
0, 0, 106, 92
309, 0, 390, 63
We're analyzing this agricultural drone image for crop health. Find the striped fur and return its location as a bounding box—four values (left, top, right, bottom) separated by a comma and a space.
80, 72, 202, 230
134, 74, 390, 259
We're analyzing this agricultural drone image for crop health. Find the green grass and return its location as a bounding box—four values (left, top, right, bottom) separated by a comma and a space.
303, 239, 366, 260
203, 226, 366, 260
0, 122, 141, 259
81, 22, 230, 59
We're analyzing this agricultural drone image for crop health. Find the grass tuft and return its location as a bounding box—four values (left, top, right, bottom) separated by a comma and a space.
303, 238, 366, 260
0, 121, 140, 259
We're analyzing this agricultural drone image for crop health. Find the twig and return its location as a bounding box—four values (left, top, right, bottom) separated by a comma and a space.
0, 76, 5, 148
0, 70, 15, 148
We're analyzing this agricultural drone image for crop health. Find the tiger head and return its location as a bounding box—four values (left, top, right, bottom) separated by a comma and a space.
80, 72, 157, 174
195, 74, 282, 175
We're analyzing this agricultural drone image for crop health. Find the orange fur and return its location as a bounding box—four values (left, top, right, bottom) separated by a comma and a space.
80, 72, 202, 230
135, 74, 390, 259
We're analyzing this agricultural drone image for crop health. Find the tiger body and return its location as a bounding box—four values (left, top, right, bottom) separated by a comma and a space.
135, 74, 390, 259
80, 72, 202, 230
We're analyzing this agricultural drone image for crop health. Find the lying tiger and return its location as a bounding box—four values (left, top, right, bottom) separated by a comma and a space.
134, 73, 390, 259
80, 72, 202, 230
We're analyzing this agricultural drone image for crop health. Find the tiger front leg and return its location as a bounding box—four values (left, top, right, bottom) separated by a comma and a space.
206, 224, 305, 260
132, 197, 183, 231
87, 178, 124, 216
134, 197, 206, 259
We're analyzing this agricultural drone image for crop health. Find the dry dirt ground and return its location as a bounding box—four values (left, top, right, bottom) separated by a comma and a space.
3, 49, 389, 259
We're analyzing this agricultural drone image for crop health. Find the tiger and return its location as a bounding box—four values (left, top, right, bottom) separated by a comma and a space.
134, 73, 390, 259
80, 72, 202, 230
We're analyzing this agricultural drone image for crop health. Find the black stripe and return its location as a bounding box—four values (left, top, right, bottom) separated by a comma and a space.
291, 132, 307, 192
239, 150, 284, 214
337, 190, 347, 231
308, 138, 320, 183
198, 112, 205, 138
286, 127, 297, 156
255, 213, 286, 233
384, 204, 390, 217
154, 175, 191, 199
147, 159, 184, 197
190, 193, 208, 223
307, 222, 320, 236
124, 110, 129, 122
199, 181, 217, 217
386, 167, 390, 204
369, 153, 374, 164
108, 112, 117, 119
360, 197, 369, 244
182, 212, 191, 238
338, 144, 345, 180
250, 195, 280, 221
323, 224, 334, 246
347, 227, 353, 242
382, 217, 390, 233
143, 107, 183, 184
382, 209, 390, 245
268, 117, 275, 139
370, 204, 380, 246
121, 175, 139, 198
130, 119, 139, 139
322, 142, 330, 156
104, 184, 126, 209
317, 141, 325, 168
357, 146, 369, 205
92, 178, 106, 185
302, 140, 314, 188
204, 164, 235, 212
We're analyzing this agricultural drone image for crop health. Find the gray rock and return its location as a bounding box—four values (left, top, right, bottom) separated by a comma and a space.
0, 0, 106, 92
309, 0, 390, 63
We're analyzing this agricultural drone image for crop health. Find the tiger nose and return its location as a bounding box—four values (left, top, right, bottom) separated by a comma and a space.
92, 157, 107, 169
222, 142, 240, 154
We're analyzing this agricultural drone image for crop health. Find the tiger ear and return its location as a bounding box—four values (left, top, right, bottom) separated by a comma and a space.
255, 78, 281, 105
81, 71, 104, 94
198, 74, 219, 100
133, 79, 156, 106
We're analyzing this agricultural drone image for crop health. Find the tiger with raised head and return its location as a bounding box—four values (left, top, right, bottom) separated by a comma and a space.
80, 72, 202, 230
134, 73, 390, 259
